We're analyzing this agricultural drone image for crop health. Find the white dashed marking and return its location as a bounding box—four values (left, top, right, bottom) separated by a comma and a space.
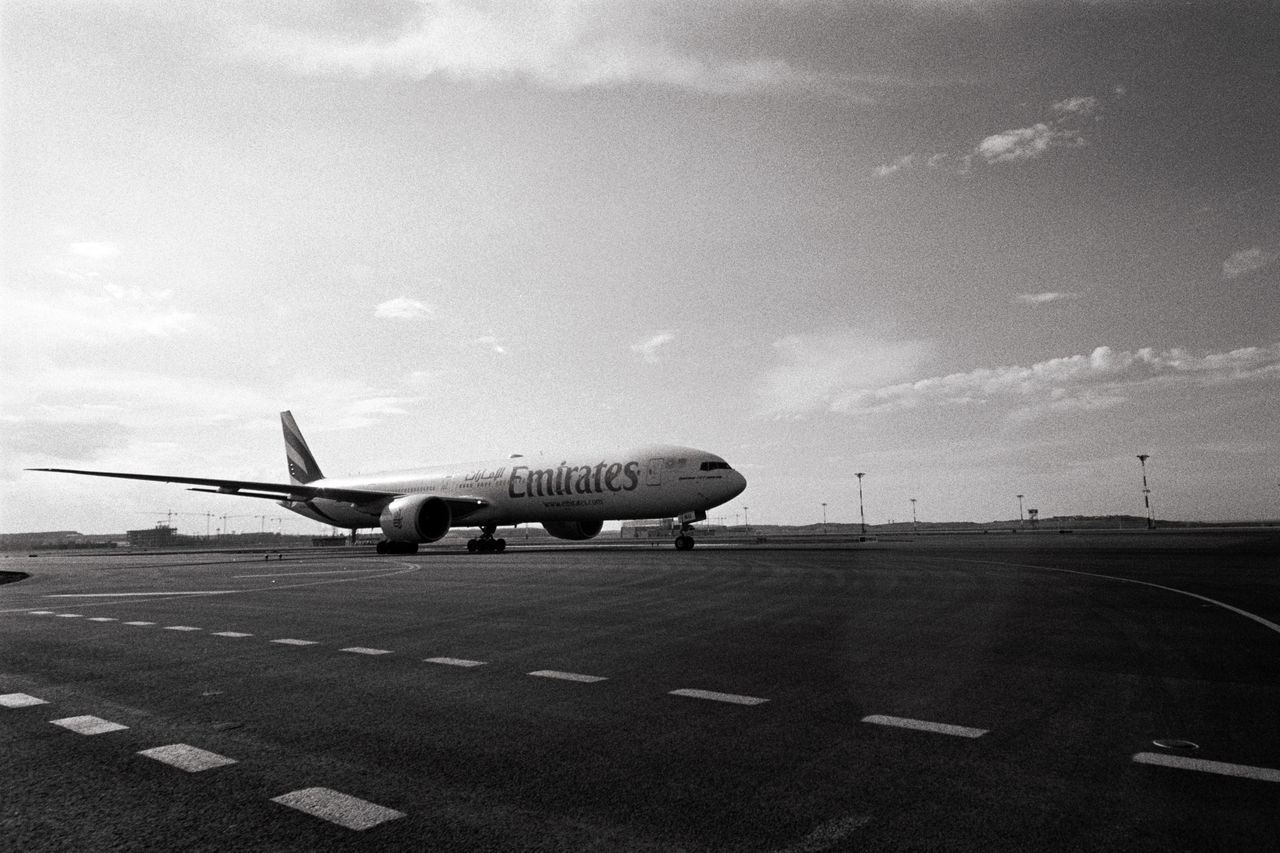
50, 715, 129, 735
528, 670, 608, 683
138, 744, 237, 773
87, 617, 118, 622
212, 631, 253, 638
164, 626, 201, 632
862, 715, 988, 738
669, 689, 769, 706
55, 613, 84, 618
341, 647, 391, 656
1133, 752, 1280, 783
271, 638, 319, 646
271, 787, 406, 831
124, 621, 156, 626
425, 657, 486, 668
1, 693, 49, 708
29, 611, 55, 616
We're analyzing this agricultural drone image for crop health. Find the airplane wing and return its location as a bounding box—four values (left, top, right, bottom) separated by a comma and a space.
28, 467, 400, 507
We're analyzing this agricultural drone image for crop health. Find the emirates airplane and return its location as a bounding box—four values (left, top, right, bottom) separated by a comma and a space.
30, 411, 747, 554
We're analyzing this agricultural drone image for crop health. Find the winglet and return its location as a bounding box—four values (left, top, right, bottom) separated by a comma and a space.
281, 411, 324, 484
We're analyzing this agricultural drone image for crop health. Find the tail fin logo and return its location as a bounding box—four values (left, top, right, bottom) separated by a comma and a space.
281, 411, 325, 485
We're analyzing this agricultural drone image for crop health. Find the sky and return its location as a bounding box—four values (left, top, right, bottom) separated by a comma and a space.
2, 0, 1278, 535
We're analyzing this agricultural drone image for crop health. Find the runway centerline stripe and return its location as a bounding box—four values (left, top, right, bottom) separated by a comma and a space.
271, 638, 319, 646
28, 610, 55, 615
425, 657, 486, 667
670, 689, 769, 706
55, 613, 84, 618
1133, 752, 1280, 783
270, 787, 406, 831
862, 715, 989, 738
164, 626, 201, 632
529, 670, 608, 683
341, 647, 391, 656
2, 693, 49, 708
50, 715, 129, 735
87, 617, 117, 622
212, 631, 253, 638
123, 621, 156, 626
139, 744, 238, 773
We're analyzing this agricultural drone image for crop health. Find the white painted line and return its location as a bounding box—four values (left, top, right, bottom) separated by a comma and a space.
271, 787, 405, 831
862, 715, 988, 738
50, 715, 129, 735
234, 569, 389, 578
48, 591, 235, 597
1, 693, 49, 708
341, 647, 391, 656
87, 617, 118, 622
55, 613, 84, 618
212, 631, 253, 638
138, 743, 237, 773
425, 657, 486, 668
1133, 752, 1280, 783
528, 670, 608, 683
29, 610, 55, 615
124, 621, 156, 626
164, 626, 202, 632
271, 638, 319, 646
669, 689, 769, 706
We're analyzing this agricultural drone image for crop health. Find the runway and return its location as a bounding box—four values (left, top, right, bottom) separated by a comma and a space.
3, 533, 1279, 851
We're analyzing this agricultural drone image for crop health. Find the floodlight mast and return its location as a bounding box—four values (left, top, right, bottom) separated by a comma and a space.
910, 498, 917, 534
1016, 494, 1024, 526
855, 472, 866, 535
1137, 454, 1154, 529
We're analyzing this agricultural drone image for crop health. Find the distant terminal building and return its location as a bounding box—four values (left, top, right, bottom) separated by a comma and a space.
0, 531, 119, 551
620, 519, 674, 538
127, 524, 179, 548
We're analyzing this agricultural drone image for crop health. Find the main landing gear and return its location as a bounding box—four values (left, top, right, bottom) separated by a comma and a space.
467, 525, 507, 554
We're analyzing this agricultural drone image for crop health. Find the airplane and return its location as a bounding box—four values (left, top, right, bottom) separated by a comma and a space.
28, 411, 747, 553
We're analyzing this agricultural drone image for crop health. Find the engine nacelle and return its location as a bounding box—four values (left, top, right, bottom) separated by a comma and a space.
542, 519, 604, 541
380, 495, 452, 543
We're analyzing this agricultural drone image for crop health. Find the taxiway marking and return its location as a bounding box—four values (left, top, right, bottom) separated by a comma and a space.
1, 693, 49, 708
1133, 752, 1280, 783
123, 621, 156, 626
529, 670, 608, 683
212, 631, 253, 638
47, 591, 236, 597
669, 689, 769, 706
271, 787, 405, 831
341, 647, 391, 656
271, 638, 319, 646
87, 617, 117, 622
50, 715, 129, 735
862, 714, 988, 738
138, 743, 238, 773
234, 569, 391, 578
164, 625, 201, 632
425, 657, 487, 667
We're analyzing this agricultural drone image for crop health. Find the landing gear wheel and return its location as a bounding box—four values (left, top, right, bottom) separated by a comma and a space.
467, 526, 507, 554
674, 534, 695, 551
466, 539, 479, 553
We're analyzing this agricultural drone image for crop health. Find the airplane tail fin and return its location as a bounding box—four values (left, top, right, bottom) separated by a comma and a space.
281, 411, 325, 485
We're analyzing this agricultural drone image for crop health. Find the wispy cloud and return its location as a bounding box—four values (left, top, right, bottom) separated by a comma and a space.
236, 1, 812, 95
630, 330, 676, 364
756, 329, 933, 417
1222, 246, 1278, 280
827, 344, 1280, 416
1015, 291, 1081, 305
374, 297, 435, 320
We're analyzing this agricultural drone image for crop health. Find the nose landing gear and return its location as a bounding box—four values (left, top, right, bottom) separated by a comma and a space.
673, 510, 707, 551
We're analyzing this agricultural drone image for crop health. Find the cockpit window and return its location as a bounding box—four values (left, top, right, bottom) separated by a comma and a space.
700, 461, 732, 471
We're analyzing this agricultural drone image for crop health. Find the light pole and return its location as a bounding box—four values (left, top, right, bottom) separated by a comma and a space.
910, 498, 917, 534
855, 473, 866, 535
821, 502, 828, 535
743, 506, 749, 532
1016, 494, 1024, 526
1137, 454, 1154, 529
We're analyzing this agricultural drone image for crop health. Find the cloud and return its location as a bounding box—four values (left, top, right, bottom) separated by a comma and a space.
757, 330, 933, 416
237, 0, 812, 95
827, 343, 1280, 416
374, 297, 435, 319
630, 330, 676, 364
1015, 291, 1081, 305
1222, 247, 1278, 280
473, 334, 508, 355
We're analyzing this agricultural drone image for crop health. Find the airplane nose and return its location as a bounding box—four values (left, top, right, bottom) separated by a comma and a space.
725, 470, 747, 501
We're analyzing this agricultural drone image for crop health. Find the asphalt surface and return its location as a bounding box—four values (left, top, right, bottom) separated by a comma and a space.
2, 532, 1279, 851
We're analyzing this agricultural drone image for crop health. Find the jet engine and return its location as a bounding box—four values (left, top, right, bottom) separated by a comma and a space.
542, 519, 604, 541
380, 495, 452, 543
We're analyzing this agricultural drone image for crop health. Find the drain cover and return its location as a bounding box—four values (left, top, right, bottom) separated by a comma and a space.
1152, 739, 1199, 750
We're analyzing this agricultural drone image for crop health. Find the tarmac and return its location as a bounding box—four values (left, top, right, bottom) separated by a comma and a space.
2, 531, 1278, 851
